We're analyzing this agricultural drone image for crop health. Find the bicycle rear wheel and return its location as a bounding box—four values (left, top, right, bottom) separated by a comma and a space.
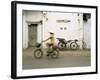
70, 42, 78, 50
51, 49, 59, 58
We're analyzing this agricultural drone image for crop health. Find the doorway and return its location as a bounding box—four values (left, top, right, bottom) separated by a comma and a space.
28, 24, 37, 47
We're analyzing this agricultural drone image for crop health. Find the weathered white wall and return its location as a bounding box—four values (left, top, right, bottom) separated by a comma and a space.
22, 11, 91, 49
23, 11, 43, 48
83, 19, 91, 48
23, 13, 28, 48
42, 12, 83, 45
24, 11, 43, 22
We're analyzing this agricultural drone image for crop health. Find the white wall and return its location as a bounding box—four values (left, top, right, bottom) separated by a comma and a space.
23, 12, 28, 48
42, 12, 83, 46
24, 11, 43, 22
83, 19, 91, 48
23, 11, 91, 49
23, 11, 43, 48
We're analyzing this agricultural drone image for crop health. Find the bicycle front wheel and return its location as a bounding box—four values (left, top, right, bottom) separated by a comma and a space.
34, 49, 43, 59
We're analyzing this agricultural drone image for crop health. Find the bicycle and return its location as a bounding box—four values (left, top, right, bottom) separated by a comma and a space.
33, 42, 59, 59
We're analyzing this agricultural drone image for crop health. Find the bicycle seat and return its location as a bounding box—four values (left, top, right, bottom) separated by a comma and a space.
74, 39, 78, 42
35, 43, 41, 47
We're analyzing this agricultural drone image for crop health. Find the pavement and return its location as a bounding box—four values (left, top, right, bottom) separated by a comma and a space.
22, 47, 91, 70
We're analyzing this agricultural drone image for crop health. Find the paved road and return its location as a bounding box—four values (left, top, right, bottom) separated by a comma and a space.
23, 47, 90, 70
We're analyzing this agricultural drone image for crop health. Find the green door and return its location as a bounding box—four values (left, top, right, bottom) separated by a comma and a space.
28, 24, 37, 47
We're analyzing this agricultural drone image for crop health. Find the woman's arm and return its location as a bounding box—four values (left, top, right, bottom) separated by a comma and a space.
42, 37, 50, 42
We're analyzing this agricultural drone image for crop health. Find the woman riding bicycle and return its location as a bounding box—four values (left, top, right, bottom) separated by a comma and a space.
42, 32, 55, 55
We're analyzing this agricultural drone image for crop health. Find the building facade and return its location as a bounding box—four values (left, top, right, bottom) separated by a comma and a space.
22, 10, 91, 49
